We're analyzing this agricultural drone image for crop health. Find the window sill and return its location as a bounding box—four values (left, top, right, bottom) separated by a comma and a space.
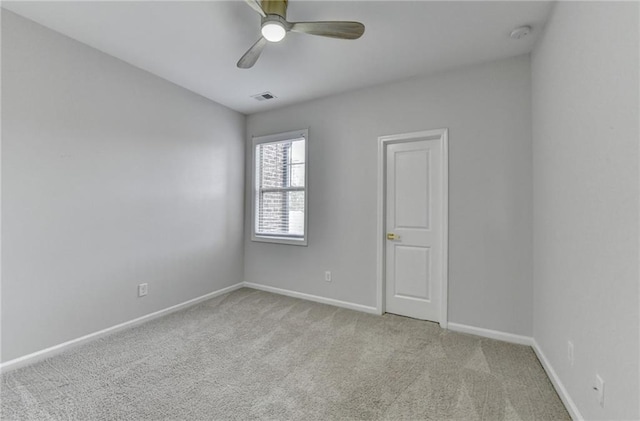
251, 235, 308, 246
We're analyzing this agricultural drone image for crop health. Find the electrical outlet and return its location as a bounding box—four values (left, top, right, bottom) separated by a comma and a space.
567, 341, 574, 366
594, 374, 605, 407
325, 271, 332, 282
138, 283, 148, 297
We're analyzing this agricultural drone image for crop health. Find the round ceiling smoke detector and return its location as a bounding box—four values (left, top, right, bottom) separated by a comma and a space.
510, 25, 532, 40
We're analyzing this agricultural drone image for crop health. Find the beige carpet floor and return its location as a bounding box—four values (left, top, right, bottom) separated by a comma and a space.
1, 288, 570, 420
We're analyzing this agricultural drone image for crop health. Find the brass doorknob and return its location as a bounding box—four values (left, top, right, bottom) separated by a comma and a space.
387, 233, 400, 240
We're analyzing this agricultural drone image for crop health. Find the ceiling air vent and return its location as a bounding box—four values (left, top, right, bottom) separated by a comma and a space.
251, 91, 277, 101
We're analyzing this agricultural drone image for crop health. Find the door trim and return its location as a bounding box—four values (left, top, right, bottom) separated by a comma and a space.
376, 128, 448, 328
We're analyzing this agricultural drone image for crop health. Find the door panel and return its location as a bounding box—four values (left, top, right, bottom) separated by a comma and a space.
395, 150, 430, 229
385, 137, 443, 321
394, 245, 430, 300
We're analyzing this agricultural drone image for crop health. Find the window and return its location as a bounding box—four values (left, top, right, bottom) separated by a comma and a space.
252, 129, 308, 245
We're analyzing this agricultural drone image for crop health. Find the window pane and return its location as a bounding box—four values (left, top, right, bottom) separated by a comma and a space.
290, 163, 305, 187
258, 191, 305, 236
287, 190, 305, 235
258, 142, 290, 189
291, 139, 305, 164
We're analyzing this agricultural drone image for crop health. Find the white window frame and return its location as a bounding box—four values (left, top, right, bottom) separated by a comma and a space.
251, 129, 309, 246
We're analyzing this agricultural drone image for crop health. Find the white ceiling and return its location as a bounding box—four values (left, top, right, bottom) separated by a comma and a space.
3, 1, 553, 115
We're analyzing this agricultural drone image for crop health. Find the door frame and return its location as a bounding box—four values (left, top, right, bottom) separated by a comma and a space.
376, 128, 449, 328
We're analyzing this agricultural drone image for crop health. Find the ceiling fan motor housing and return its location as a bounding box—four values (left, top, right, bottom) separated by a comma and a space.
261, 14, 290, 32
261, 0, 288, 18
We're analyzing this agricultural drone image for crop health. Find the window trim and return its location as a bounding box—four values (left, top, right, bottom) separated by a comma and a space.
251, 129, 309, 246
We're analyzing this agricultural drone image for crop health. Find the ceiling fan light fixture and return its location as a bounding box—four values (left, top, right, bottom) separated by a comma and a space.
261, 21, 286, 42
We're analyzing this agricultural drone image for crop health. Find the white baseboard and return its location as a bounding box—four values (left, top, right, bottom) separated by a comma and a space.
532, 339, 583, 421
243, 282, 379, 315
447, 322, 534, 346
0, 282, 244, 373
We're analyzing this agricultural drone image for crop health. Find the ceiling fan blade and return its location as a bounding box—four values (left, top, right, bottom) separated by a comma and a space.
244, 0, 266, 17
237, 37, 268, 69
290, 21, 365, 40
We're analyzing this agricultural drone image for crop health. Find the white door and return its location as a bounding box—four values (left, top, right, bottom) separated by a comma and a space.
384, 132, 446, 322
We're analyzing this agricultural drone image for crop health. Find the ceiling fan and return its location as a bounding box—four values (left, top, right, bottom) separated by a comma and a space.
237, 0, 365, 69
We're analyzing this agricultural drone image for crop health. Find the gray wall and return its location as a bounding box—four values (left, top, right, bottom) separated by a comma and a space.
1, 11, 245, 362
245, 55, 533, 336
531, 2, 639, 420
